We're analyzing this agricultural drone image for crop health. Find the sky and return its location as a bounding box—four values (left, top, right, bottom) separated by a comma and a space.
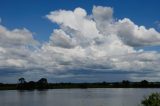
0, 0, 160, 83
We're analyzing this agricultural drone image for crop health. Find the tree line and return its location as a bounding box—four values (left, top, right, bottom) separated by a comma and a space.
1, 79, 160, 90
17, 77, 48, 90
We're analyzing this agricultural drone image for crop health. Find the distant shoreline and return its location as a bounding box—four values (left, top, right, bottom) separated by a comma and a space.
1, 80, 160, 90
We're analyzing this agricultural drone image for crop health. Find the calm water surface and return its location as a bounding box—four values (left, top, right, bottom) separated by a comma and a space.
0, 88, 160, 106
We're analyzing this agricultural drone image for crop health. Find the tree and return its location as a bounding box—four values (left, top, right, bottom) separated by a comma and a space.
140, 80, 149, 87
37, 78, 48, 84
37, 78, 48, 89
18, 77, 26, 84
141, 93, 160, 106
122, 80, 130, 87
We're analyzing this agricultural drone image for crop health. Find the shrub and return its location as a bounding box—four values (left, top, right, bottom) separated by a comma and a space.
141, 93, 160, 106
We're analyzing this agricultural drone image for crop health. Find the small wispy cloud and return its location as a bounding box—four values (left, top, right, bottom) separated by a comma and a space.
155, 20, 160, 30
0, 18, 2, 23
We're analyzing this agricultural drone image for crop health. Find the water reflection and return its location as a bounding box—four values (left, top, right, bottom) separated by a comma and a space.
0, 88, 160, 106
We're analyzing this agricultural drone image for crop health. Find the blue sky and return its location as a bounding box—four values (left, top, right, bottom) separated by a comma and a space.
1, 0, 160, 41
0, 0, 160, 83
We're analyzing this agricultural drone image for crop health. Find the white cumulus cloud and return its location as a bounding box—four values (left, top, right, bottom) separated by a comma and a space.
1, 6, 160, 82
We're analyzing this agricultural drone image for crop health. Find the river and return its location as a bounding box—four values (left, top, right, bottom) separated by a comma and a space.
0, 88, 160, 106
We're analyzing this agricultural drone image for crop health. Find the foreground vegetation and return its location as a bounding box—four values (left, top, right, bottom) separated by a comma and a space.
141, 93, 160, 106
1, 78, 160, 90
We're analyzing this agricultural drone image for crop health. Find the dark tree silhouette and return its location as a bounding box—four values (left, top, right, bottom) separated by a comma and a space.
122, 80, 130, 87
25, 81, 36, 90
36, 78, 48, 89
37, 78, 48, 84
17, 78, 27, 90
17, 78, 49, 90
141, 80, 149, 87
18, 77, 26, 84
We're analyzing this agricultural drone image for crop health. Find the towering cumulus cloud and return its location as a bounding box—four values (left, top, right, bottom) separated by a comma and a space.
1, 6, 160, 81
0, 25, 38, 68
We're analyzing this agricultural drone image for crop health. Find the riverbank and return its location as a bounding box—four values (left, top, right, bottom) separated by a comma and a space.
1, 81, 160, 90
